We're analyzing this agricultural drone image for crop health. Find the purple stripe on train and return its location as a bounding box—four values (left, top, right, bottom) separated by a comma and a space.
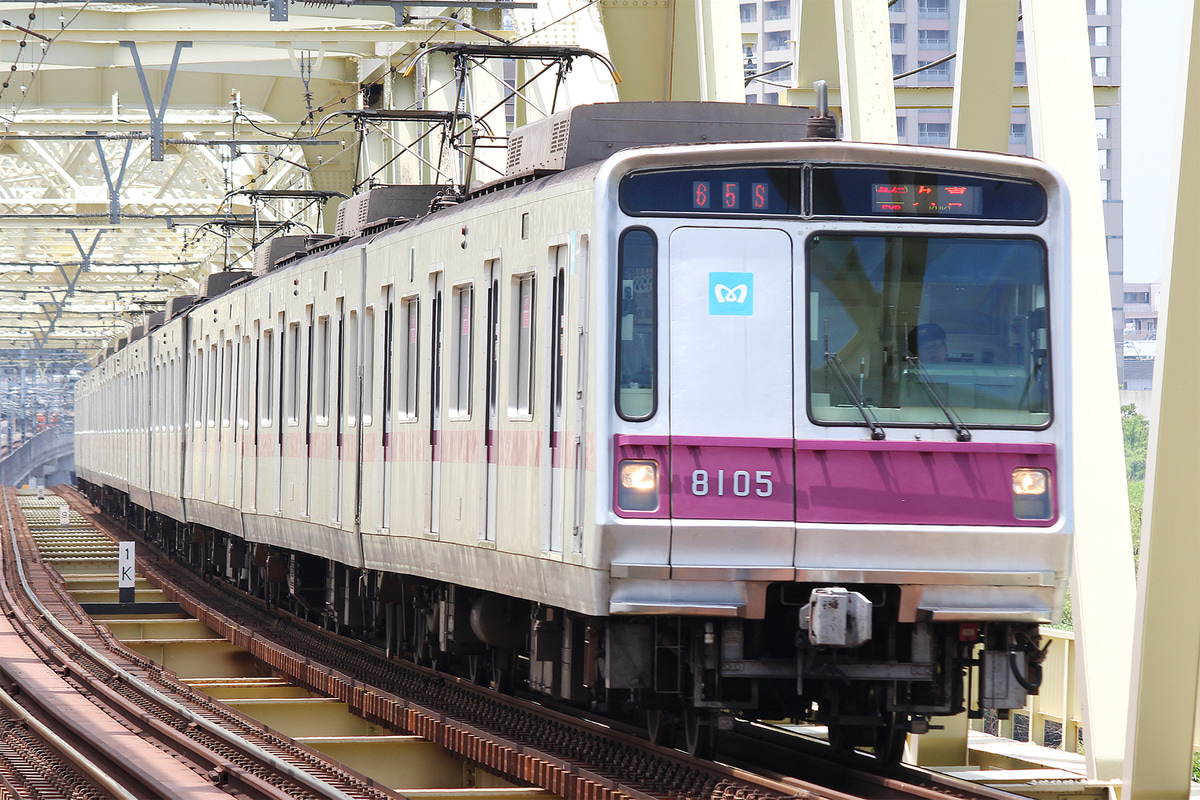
614, 435, 1057, 526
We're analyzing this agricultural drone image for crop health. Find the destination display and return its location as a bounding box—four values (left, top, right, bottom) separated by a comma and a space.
620, 165, 1045, 223
811, 167, 1045, 222
869, 182, 983, 216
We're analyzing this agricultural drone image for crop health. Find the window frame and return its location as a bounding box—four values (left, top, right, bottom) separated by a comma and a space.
509, 274, 536, 419
804, 231, 1053, 432
614, 227, 658, 422
451, 283, 474, 419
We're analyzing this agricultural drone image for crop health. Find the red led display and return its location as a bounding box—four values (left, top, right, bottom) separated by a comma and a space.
723, 182, 739, 209
872, 183, 981, 216
752, 183, 768, 209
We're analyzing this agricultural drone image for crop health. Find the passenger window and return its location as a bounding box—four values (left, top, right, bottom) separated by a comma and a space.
363, 307, 375, 426
345, 311, 358, 427
209, 343, 218, 428
287, 322, 301, 425
261, 329, 274, 426
511, 276, 535, 417
222, 339, 233, 428
383, 289, 394, 424
314, 316, 330, 424
616, 229, 656, 420
399, 298, 420, 420
452, 285, 473, 417
240, 335, 252, 431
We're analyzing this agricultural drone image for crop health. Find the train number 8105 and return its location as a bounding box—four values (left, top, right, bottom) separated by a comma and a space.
690, 469, 773, 497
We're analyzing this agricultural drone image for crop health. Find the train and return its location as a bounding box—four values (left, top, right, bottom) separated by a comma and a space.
74, 101, 1072, 760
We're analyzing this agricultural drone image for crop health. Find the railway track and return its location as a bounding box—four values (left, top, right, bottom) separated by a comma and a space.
52, 485, 1026, 800
0, 487, 406, 800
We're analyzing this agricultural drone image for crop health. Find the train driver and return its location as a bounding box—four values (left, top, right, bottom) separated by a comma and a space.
907, 322, 948, 363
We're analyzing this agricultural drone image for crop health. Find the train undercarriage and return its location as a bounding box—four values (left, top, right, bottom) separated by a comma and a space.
82, 481, 1047, 762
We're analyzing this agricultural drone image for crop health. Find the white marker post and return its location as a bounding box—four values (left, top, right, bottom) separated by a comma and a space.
118, 541, 135, 604
58, 506, 68, 529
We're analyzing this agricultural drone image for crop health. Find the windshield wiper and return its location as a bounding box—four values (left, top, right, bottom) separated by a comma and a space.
905, 356, 972, 442
824, 353, 885, 440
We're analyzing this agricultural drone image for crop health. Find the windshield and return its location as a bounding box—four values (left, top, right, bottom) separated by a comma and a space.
808, 234, 1050, 429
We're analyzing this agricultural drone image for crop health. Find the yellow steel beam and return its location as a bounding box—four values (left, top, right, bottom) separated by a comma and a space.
951, 0, 1020, 152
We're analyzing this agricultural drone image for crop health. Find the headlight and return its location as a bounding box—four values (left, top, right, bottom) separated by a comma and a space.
1012, 468, 1052, 520
1012, 468, 1047, 495
617, 460, 659, 511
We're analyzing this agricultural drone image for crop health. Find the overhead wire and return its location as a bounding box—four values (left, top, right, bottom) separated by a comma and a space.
0, 0, 91, 144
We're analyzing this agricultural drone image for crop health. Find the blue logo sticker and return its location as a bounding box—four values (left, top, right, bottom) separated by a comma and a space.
709, 272, 754, 316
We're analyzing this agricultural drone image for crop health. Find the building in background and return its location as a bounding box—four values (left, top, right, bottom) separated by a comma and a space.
1123, 282, 1160, 342
741, 0, 1124, 379
1121, 281, 1159, 392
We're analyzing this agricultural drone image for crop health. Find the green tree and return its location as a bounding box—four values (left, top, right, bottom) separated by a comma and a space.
1129, 481, 1144, 571
1122, 404, 1149, 482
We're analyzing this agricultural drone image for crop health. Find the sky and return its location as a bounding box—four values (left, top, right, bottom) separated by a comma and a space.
1121, 0, 1191, 283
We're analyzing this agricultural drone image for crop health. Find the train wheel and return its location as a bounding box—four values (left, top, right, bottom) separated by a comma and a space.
682, 708, 716, 759
873, 712, 908, 763
467, 655, 488, 685
645, 710, 677, 747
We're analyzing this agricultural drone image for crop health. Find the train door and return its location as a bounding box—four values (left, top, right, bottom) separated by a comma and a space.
334, 298, 345, 524
344, 306, 360, 525
544, 248, 568, 553
667, 227, 796, 561
215, 337, 226, 504
275, 311, 286, 513
482, 263, 500, 543
305, 306, 315, 518
247, 323, 260, 512
571, 235, 589, 553
230, 332, 241, 508
380, 288, 393, 527
198, 341, 209, 500
428, 273, 444, 535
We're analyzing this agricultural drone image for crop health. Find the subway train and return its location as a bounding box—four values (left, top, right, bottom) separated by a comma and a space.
75, 102, 1072, 760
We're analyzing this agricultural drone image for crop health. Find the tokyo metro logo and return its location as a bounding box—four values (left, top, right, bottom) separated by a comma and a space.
709, 272, 754, 316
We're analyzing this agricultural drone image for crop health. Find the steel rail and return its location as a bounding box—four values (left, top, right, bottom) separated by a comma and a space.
1, 489, 370, 800
0, 678, 141, 800
0, 490, 150, 799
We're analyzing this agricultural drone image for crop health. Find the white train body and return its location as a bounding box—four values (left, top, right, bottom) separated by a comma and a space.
76, 103, 1072, 754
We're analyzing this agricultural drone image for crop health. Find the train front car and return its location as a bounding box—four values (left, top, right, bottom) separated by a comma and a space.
597, 142, 1071, 758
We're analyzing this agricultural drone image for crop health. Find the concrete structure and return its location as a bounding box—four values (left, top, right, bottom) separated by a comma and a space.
0, 425, 75, 487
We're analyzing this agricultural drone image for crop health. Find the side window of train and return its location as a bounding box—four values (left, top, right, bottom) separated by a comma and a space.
452, 284, 473, 418
209, 342, 219, 429
363, 305, 375, 426
345, 310, 359, 428
399, 297, 419, 421
287, 321, 302, 426
240, 334, 252, 433
615, 228, 657, 420
223, 338, 234, 429
382, 288, 394, 426
193, 345, 204, 430
510, 275, 535, 418
315, 315, 330, 424
260, 328, 274, 427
